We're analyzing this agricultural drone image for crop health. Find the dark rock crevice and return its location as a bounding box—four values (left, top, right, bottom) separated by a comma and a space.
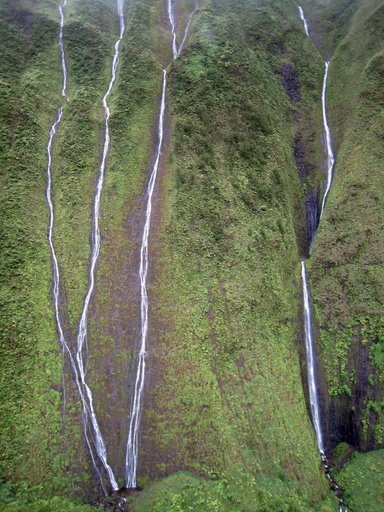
277, 64, 321, 257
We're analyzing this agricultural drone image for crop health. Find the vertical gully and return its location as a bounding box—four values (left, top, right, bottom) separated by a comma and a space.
125, 0, 198, 489
75, 0, 125, 492
297, 6, 347, 512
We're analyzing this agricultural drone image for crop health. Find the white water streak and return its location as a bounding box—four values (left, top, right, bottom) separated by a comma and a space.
177, 1, 199, 57
75, 0, 126, 492
301, 262, 324, 454
125, 70, 167, 488
47, 131, 107, 487
58, 0, 68, 97
297, 8, 347, 511
298, 5, 310, 37
125, 0, 197, 488
46, 2, 109, 494
319, 61, 335, 219
167, 0, 178, 59
298, 7, 334, 221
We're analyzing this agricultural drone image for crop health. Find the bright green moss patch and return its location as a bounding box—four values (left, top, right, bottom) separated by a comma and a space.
308, 0, 384, 448
335, 450, 384, 511
0, 480, 101, 512
132, 470, 336, 511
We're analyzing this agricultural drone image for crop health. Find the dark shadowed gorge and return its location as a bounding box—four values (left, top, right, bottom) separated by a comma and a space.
0, 0, 383, 511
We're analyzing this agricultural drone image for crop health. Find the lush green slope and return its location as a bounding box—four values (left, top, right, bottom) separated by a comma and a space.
0, 0, 77, 492
2, 0, 383, 510
0, 0, 132, 498
305, 0, 384, 452
335, 449, 384, 512
138, 0, 331, 507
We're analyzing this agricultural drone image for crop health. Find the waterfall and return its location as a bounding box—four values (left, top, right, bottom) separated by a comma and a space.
125, 70, 167, 488
124, 0, 197, 489
75, 0, 126, 491
178, 0, 199, 57
167, 0, 178, 59
301, 262, 324, 453
298, 5, 310, 37
58, 0, 68, 97
298, 6, 347, 511
45, 0, 118, 495
50, 0, 197, 493
319, 61, 335, 220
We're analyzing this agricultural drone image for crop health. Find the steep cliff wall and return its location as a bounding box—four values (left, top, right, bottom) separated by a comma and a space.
1, 0, 383, 510
306, 0, 384, 452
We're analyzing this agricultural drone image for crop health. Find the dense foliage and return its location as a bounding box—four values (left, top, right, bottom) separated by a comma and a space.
336, 450, 384, 511
0, 0, 383, 510
305, 0, 384, 450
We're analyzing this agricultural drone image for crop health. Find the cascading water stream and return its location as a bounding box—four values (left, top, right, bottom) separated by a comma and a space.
125, 70, 167, 489
298, 6, 347, 512
58, 0, 68, 97
302, 263, 347, 512
167, 0, 178, 59
298, 5, 310, 37
319, 60, 335, 220
177, 0, 199, 58
46, 0, 111, 495
125, 0, 197, 488
75, 0, 126, 492
301, 262, 324, 454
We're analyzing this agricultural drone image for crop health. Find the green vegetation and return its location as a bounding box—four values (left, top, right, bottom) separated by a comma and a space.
138, 0, 329, 506
0, 0, 127, 498
1, 0, 383, 509
132, 470, 335, 511
0, 479, 101, 512
302, 0, 359, 53
335, 450, 384, 512
0, 0, 72, 492
54, 0, 118, 327
305, 0, 384, 450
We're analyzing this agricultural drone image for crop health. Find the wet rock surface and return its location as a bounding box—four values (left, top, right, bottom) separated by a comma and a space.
278, 63, 300, 102
102, 487, 143, 511
324, 337, 384, 452
279, 65, 320, 256
305, 186, 321, 252
294, 132, 314, 181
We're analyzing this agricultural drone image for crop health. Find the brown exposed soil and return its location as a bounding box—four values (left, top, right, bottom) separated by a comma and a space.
132, 100, 182, 482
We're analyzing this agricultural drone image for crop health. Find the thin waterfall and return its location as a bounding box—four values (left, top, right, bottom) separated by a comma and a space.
301, 262, 324, 453
167, 0, 178, 59
75, 0, 126, 492
298, 5, 310, 37
298, 6, 347, 511
58, 0, 68, 97
319, 60, 335, 220
302, 264, 347, 511
125, 71, 167, 488
125, 0, 197, 488
177, 0, 199, 57
45, 0, 110, 495
57, 0, 68, 425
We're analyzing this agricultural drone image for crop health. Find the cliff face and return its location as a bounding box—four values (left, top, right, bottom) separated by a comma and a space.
139, 0, 325, 493
0, 0, 330, 504
304, 0, 384, 452
0, 0, 132, 497
0, 0, 383, 510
